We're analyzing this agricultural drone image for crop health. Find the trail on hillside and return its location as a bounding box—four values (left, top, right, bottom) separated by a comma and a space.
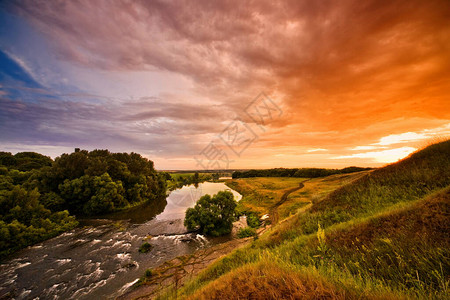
270, 179, 310, 224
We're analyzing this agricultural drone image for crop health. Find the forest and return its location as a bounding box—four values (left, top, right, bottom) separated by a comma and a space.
0, 149, 166, 258
232, 166, 372, 179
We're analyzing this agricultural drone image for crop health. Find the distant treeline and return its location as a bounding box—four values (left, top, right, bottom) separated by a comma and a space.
165, 172, 211, 191
232, 167, 373, 179
0, 149, 166, 258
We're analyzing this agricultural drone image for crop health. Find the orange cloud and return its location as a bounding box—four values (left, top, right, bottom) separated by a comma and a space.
333, 147, 417, 163
3, 0, 449, 168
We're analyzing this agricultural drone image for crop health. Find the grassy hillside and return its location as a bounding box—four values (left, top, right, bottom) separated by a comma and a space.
226, 172, 367, 218
226, 177, 308, 215
162, 140, 450, 299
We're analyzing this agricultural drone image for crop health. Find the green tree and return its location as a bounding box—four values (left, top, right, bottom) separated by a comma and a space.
53, 151, 90, 180
14, 152, 52, 171
40, 192, 65, 212
193, 172, 199, 183
59, 173, 127, 215
0, 152, 16, 167
162, 172, 172, 181
85, 157, 109, 176
107, 159, 131, 182
0, 148, 166, 257
184, 191, 237, 236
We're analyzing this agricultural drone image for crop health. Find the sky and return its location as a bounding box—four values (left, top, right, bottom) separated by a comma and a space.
0, 0, 449, 170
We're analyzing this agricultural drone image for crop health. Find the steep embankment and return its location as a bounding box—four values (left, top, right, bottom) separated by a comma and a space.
169, 140, 450, 300
185, 187, 449, 300
264, 139, 450, 246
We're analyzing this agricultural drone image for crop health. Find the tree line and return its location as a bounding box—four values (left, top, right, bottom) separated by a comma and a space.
0, 149, 166, 258
165, 172, 223, 191
232, 167, 372, 179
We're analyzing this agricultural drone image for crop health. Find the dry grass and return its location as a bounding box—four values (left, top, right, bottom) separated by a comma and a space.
186, 261, 381, 300
227, 173, 366, 218
226, 177, 307, 215
281, 172, 368, 218
328, 187, 450, 249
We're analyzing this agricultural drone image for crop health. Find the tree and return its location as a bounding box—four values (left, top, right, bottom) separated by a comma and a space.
14, 152, 52, 171
0, 148, 166, 258
59, 173, 127, 215
162, 172, 172, 181
193, 172, 199, 183
184, 191, 237, 236
0, 152, 16, 167
54, 151, 90, 180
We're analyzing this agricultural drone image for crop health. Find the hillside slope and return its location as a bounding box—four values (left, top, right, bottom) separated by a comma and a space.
167, 140, 450, 299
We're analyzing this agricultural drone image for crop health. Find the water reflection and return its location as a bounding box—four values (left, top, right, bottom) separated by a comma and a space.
157, 182, 242, 220
98, 197, 168, 224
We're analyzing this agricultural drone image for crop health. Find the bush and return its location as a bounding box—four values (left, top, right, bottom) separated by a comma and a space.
246, 213, 261, 228
144, 269, 153, 277
139, 242, 153, 253
184, 191, 237, 236
237, 227, 257, 238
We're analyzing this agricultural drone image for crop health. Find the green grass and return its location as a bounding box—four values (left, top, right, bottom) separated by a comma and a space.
184, 260, 399, 299
274, 188, 450, 298
159, 140, 450, 299
227, 174, 364, 218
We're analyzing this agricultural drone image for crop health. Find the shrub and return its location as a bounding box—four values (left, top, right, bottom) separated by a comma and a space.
237, 227, 257, 238
139, 242, 152, 253
246, 213, 261, 228
144, 269, 153, 277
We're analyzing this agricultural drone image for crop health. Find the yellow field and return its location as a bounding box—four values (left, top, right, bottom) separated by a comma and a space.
226, 172, 368, 219
281, 172, 369, 218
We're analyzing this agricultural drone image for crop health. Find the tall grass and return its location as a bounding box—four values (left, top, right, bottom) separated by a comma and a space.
263, 140, 450, 246
275, 188, 449, 299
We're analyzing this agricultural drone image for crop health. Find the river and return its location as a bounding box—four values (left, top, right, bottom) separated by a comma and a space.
0, 182, 241, 300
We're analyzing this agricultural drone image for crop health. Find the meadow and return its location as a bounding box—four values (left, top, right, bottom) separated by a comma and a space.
227, 171, 368, 219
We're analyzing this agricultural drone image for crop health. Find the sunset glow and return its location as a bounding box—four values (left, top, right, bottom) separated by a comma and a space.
0, 0, 449, 169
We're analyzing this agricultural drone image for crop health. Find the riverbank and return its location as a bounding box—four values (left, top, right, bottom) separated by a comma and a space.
118, 219, 270, 300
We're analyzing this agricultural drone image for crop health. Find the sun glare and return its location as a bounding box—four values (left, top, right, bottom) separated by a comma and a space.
334, 146, 417, 163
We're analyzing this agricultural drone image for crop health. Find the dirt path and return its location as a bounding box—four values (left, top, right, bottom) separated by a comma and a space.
270, 180, 309, 224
